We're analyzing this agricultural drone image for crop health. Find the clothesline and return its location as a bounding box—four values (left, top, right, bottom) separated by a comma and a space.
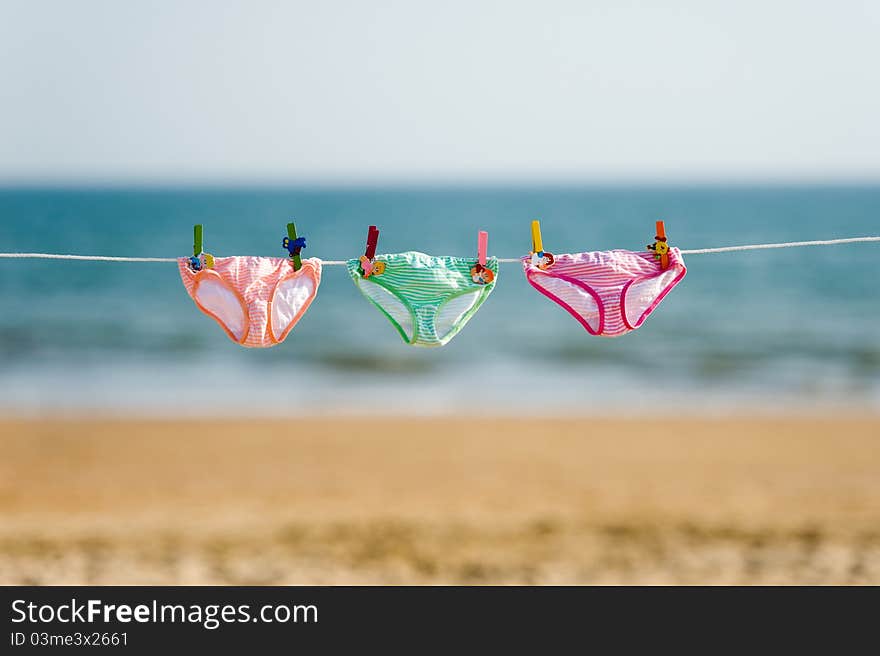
0, 235, 877, 264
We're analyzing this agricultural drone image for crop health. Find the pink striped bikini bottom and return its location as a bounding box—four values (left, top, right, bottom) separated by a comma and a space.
179, 256, 321, 347
522, 248, 686, 337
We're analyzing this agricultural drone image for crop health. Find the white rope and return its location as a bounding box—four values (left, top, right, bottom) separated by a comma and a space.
0, 253, 177, 262
679, 236, 880, 254
0, 236, 877, 264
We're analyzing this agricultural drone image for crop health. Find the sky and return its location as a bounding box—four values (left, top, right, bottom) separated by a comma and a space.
1, 0, 880, 184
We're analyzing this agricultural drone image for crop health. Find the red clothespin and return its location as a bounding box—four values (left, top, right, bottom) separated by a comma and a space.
470, 230, 494, 284
359, 225, 384, 277
648, 220, 670, 270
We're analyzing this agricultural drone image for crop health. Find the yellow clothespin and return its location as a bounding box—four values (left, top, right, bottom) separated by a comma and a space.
531, 220, 543, 254
529, 220, 555, 270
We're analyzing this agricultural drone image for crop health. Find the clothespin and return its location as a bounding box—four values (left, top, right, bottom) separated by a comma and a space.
189, 224, 214, 271
359, 225, 384, 277
282, 222, 306, 271
365, 225, 379, 260
531, 220, 543, 254
470, 230, 494, 284
529, 220, 555, 270
647, 220, 670, 270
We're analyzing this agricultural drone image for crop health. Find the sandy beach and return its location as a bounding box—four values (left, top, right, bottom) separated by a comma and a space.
1, 415, 878, 585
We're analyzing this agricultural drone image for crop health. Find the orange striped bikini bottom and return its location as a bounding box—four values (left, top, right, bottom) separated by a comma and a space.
178, 256, 321, 347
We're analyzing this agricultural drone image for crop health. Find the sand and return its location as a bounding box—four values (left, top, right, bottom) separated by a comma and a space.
1, 415, 879, 584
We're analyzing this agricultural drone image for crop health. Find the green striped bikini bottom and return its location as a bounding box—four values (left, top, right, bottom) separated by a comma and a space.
347, 251, 498, 347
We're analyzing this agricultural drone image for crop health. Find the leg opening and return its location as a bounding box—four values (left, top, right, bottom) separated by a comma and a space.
621, 265, 686, 329
357, 279, 416, 343
527, 272, 603, 335
433, 290, 484, 344
193, 272, 249, 343
271, 272, 317, 342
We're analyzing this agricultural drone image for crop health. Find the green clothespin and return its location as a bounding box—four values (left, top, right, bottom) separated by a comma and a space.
192, 224, 213, 269
285, 222, 303, 271
193, 224, 203, 258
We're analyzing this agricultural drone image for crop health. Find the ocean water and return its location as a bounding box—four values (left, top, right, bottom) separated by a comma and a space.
0, 186, 878, 415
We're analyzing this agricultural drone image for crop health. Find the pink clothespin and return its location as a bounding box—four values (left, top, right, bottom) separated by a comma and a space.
470, 230, 494, 284
477, 230, 488, 268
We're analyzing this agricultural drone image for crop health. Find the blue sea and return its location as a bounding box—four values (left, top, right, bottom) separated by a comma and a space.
0, 186, 878, 415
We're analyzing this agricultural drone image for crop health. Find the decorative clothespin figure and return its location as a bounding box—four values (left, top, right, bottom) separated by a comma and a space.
282, 222, 306, 271
647, 220, 670, 270
189, 224, 214, 271
529, 220, 555, 270
470, 230, 494, 284
358, 225, 384, 277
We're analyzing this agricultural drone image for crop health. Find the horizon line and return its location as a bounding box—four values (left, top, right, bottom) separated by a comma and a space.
3, 175, 880, 192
